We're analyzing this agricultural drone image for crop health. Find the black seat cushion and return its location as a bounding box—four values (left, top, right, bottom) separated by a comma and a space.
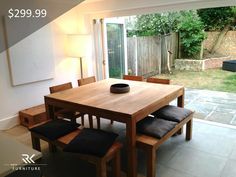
63, 128, 118, 157
153, 105, 193, 123
30, 119, 80, 140
137, 116, 177, 139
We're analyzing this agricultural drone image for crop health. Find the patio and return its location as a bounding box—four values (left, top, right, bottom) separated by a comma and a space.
184, 88, 236, 126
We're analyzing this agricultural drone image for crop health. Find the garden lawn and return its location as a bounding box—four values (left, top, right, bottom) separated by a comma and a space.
157, 68, 236, 93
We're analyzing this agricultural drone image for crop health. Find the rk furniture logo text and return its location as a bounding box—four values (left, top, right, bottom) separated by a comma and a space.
21, 154, 35, 164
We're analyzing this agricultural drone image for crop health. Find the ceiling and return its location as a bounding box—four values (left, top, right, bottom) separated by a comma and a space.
79, 0, 236, 18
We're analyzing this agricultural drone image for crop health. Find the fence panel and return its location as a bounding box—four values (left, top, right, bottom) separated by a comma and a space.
127, 36, 161, 77
127, 37, 137, 75
127, 33, 178, 76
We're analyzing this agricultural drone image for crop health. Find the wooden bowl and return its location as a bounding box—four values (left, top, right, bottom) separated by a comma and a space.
110, 83, 130, 94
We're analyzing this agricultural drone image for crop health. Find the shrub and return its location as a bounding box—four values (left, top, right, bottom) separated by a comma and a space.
177, 11, 206, 59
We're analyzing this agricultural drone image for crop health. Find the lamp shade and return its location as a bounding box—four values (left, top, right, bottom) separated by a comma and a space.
67, 34, 92, 58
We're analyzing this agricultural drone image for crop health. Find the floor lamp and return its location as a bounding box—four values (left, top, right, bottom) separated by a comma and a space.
67, 34, 91, 79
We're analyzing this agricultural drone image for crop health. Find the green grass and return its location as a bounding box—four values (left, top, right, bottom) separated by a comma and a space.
157, 69, 236, 93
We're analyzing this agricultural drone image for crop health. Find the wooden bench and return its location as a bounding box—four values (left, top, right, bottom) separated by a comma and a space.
31, 127, 122, 177
136, 112, 193, 177
19, 104, 48, 128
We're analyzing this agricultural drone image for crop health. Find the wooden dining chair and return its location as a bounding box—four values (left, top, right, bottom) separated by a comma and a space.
78, 76, 96, 86
59, 128, 122, 177
78, 76, 102, 129
146, 77, 170, 85
49, 82, 73, 93
30, 122, 123, 177
123, 75, 144, 81
49, 82, 84, 125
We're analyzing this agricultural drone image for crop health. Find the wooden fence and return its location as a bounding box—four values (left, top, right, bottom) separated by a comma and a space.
127, 33, 179, 76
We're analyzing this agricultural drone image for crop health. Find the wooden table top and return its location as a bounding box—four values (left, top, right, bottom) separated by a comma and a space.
45, 78, 184, 122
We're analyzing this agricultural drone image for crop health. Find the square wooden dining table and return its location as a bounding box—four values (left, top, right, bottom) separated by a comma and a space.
44, 78, 185, 177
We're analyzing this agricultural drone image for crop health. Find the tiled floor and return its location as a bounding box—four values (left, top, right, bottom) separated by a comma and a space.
3, 119, 236, 177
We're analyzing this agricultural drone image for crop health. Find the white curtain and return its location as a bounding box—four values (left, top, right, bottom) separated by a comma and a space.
93, 19, 106, 80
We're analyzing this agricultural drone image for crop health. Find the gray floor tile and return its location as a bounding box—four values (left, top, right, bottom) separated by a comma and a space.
157, 164, 195, 177
193, 112, 208, 119
183, 132, 236, 157
166, 147, 227, 177
230, 115, 236, 125
229, 146, 236, 160
207, 111, 235, 124
220, 159, 236, 177
185, 102, 216, 119
217, 103, 236, 110
193, 121, 236, 139
157, 136, 185, 164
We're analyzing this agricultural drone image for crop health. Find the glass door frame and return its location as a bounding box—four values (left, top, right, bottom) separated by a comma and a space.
103, 17, 128, 79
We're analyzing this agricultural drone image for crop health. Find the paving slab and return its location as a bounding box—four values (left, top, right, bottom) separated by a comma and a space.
185, 88, 236, 126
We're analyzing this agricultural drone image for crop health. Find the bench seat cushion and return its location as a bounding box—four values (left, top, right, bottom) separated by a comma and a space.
63, 128, 118, 157
137, 117, 177, 139
30, 119, 80, 140
153, 105, 192, 122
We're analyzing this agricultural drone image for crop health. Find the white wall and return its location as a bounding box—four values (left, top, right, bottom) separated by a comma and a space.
0, 5, 94, 130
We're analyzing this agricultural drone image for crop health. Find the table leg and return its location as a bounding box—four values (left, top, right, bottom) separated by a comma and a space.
177, 93, 184, 108
177, 90, 185, 134
126, 119, 137, 177
44, 100, 55, 120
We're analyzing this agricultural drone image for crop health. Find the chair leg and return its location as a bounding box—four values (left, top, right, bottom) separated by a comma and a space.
31, 133, 41, 151
49, 143, 57, 153
112, 151, 121, 177
146, 147, 156, 177
96, 160, 107, 177
177, 127, 183, 135
97, 116, 101, 129
81, 114, 85, 126
88, 115, 93, 128
72, 117, 77, 124
186, 119, 193, 141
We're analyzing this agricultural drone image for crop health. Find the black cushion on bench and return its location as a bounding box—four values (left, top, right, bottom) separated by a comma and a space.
63, 128, 118, 157
153, 105, 192, 123
137, 117, 177, 139
30, 119, 80, 140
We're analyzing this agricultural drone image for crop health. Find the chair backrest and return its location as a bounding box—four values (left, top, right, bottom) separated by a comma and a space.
123, 75, 144, 81
146, 77, 170, 85
49, 82, 73, 93
78, 76, 96, 86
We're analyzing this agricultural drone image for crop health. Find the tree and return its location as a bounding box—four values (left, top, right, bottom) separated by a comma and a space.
127, 11, 205, 59
197, 7, 236, 54
127, 12, 180, 37
177, 11, 205, 58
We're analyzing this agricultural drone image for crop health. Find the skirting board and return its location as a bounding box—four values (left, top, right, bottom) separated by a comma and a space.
0, 115, 19, 130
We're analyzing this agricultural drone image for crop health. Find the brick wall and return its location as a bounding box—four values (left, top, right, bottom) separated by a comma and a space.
203, 31, 236, 58
175, 56, 231, 71
204, 56, 231, 69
